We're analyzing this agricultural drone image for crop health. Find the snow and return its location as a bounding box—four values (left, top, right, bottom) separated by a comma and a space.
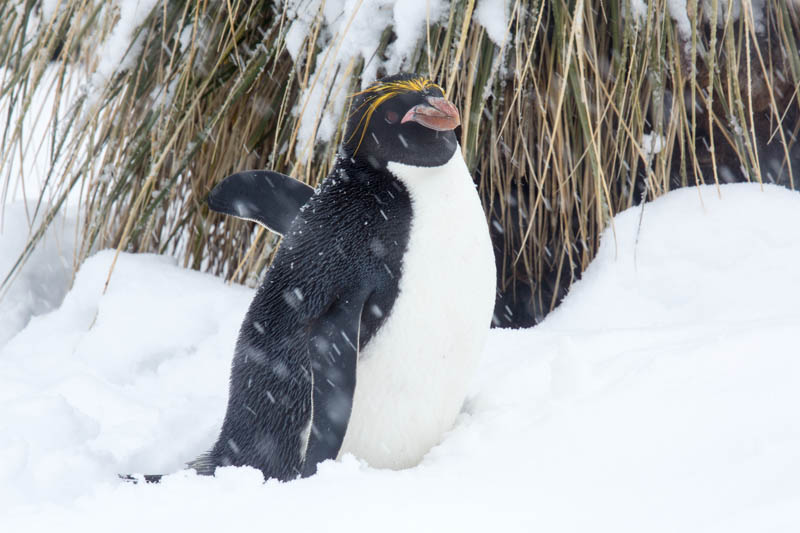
666, 0, 692, 41
628, 0, 648, 23
2, 0, 158, 202
629, 0, 767, 42
628, 0, 692, 41
0, 201, 76, 346
474, 0, 510, 46
87, 0, 160, 109
287, 0, 395, 158
641, 132, 665, 154
385, 0, 449, 72
701, 0, 767, 32
0, 65, 84, 201
1, 183, 800, 531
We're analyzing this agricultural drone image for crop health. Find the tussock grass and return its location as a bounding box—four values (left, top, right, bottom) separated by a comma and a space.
2, 0, 799, 326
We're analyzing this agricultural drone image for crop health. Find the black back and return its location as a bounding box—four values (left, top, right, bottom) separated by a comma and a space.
195, 157, 413, 481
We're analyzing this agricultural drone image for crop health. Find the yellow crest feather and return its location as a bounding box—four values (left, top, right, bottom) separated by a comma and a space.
347, 77, 444, 156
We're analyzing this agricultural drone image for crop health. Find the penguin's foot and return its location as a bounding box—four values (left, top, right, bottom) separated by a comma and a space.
118, 473, 163, 484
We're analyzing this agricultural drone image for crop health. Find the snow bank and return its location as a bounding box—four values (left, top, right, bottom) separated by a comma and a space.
0, 201, 76, 346
1, 183, 799, 532
0, 250, 250, 506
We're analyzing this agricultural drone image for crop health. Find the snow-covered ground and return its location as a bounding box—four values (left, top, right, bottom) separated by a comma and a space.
1, 183, 799, 532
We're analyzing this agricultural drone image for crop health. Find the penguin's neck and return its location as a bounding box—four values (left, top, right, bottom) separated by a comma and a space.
385, 147, 471, 196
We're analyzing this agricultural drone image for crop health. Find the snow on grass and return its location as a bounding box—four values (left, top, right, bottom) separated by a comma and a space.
0, 65, 85, 201
86, 0, 160, 110
1, 183, 800, 531
629, 0, 767, 46
285, 0, 394, 153
641, 132, 665, 155
384, 0, 449, 72
666, 0, 693, 41
474, 0, 510, 46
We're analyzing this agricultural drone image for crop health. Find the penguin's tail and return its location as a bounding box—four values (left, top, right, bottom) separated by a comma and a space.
118, 473, 164, 484
185, 451, 218, 475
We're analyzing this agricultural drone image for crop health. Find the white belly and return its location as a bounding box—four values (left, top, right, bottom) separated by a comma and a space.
337, 149, 496, 469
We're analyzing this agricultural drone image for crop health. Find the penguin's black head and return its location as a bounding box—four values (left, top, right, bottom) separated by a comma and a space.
341, 73, 460, 169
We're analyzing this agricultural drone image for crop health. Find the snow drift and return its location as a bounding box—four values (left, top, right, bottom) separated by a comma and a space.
1, 183, 799, 532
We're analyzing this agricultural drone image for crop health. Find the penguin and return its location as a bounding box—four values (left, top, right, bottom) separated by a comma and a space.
126, 73, 496, 483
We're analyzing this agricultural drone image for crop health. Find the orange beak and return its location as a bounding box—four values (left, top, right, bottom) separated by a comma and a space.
400, 96, 461, 132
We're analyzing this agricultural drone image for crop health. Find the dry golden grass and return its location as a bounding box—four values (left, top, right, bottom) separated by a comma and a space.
2, 0, 799, 326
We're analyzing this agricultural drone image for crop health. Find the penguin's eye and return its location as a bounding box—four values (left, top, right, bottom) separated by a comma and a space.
384, 111, 399, 124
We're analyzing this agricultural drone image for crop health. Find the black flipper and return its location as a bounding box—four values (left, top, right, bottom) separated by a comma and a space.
207, 170, 315, 236
301, 293, 368, 477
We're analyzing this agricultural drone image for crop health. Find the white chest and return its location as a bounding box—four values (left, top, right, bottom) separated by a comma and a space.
338, 149, 496, 468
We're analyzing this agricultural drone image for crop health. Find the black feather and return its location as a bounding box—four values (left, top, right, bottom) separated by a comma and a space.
208, 170, 314, 236
196, 158, 412, 481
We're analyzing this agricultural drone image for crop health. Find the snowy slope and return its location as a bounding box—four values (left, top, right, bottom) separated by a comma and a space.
0, 202, 76, 346
1, 183, 799, 532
